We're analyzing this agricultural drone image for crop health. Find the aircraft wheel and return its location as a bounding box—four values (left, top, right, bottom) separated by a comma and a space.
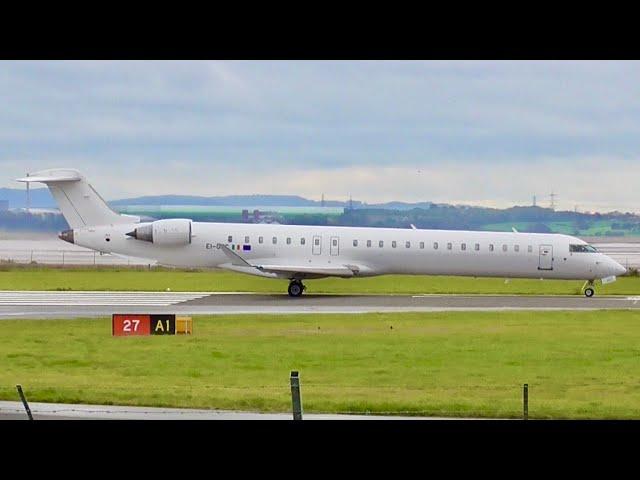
288, 281, 304, 297
584, 287, 595, 298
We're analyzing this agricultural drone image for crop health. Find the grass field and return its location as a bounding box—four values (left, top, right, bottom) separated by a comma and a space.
0, 266, 639, 295
2, 311, 640, 419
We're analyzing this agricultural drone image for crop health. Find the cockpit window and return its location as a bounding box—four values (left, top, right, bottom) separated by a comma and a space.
570, 244, 598, 253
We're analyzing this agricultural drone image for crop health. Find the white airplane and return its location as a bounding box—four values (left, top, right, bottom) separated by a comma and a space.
18, 168, 626, 298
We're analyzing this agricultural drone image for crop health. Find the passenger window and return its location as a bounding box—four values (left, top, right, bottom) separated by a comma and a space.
475, 243, 480, 251
433, 242, 439, 250
300, 238, 305, 245
353, 240, 358, 247
461, 243, 466, 251
228, 235, 233, 243
447, 242, 452, 250
528, 245, 533, 253
420, 241, 424, 249
286, 237, 291, 245
392, 241, 397, 248
514, 245, 520, 252
245, 236, 250, 244
315, 238, 320, 246
333, 239, 338, 247
406, 241, 411, 248
258, 236, 263, 244
367, 240, 372, 248
272, 237, 277, 244
489, 244, 494, 252
379, 240, 384, 248
502, 244, 508, 252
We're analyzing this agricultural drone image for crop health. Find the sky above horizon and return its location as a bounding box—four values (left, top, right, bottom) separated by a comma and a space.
1, 60, 640, 213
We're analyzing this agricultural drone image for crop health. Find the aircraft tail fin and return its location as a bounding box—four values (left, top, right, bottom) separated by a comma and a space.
17, 168, 139, 228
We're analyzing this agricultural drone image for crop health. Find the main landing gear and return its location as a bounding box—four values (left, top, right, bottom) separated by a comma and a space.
288, 280, 305, 297
582, 280, 595, 298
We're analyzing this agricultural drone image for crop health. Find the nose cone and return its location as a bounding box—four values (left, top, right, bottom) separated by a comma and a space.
58, 229, 74, 244
613, 261, 627, 276
603, 256, 626, 277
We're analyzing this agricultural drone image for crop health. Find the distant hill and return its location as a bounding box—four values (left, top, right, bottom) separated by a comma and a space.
2, 188, 437, 210
109, 194, 352, 207
0, 187, 55, 209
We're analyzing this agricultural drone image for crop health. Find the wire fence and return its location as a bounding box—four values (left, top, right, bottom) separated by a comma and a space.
3, 379, 640, 420
0, 246, 638, 269
0, 249, 156, 267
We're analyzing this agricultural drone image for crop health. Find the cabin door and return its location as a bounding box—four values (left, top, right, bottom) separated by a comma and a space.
538, 244, 553, 270
312, 235, 322, 255
330, 236, 339, 256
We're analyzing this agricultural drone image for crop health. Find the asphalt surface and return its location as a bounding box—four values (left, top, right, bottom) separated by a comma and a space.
0, 291, 640, 318
0, 401, 477, 420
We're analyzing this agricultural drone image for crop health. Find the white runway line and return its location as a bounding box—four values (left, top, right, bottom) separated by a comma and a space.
0, 291, 209, 306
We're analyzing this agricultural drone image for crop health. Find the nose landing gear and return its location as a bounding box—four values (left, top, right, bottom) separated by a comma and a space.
582, 280, 595, 298
288, 280, 305, 297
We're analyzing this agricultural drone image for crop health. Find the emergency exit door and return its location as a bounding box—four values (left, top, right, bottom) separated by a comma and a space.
538, 244, 553, 270
330, 236, 339, 256
312, 235, 322, 255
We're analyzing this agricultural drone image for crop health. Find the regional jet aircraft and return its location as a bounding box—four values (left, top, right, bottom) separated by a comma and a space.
18, 169, 626, 297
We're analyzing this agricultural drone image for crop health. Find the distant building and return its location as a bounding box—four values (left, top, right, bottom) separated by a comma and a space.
242, 208, 280, 223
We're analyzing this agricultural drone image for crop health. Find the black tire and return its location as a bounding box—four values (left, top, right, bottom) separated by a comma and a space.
288, 281, 303, 297
584, 287, 595, 298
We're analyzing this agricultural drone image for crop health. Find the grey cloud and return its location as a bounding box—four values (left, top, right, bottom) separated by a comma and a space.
1, 61, 640, 211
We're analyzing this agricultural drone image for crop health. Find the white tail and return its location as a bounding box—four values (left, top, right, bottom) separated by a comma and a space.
17, 168, 139, 228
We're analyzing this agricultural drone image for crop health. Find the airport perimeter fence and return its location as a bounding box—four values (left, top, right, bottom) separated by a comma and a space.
0, 245, 639, 269
4, 376, 638, 420
0, 249, 156, 267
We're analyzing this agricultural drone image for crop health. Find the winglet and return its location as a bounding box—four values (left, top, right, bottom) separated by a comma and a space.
216, 243, 254, 267
512, 227, 519, 233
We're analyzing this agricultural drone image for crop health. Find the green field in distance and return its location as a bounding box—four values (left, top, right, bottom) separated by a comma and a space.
0, 267, 640, 295
0, 266, 639, 295
2, 311, 640, 419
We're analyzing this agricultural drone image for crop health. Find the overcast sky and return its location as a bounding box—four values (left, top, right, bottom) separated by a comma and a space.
1, 60, 639, 212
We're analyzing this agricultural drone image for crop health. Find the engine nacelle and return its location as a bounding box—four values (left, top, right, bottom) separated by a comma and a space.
126, 219, 192, 246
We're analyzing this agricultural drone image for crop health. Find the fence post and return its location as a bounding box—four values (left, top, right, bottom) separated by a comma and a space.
290, 371, 303, 420
16, 385, 33, 420
523, 384, 529, 420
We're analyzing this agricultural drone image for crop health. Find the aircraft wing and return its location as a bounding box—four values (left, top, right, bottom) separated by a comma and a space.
215, 243, 361, 279
255, 264, 357, 277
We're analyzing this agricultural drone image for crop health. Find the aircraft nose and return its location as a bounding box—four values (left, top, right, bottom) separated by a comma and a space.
613, 261, 627, 276
603, 257, 626, 277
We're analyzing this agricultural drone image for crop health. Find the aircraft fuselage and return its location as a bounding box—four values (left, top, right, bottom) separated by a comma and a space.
69, 222, 626, 281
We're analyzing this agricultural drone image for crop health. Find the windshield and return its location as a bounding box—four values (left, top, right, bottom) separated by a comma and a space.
569, 244, 598, 253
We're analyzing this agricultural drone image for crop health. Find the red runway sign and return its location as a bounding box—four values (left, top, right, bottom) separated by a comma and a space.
112, 314, 191, 336
112, 314, 151, 336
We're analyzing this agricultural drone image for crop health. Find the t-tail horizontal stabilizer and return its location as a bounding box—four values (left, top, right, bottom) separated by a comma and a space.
17, 168, 139, 228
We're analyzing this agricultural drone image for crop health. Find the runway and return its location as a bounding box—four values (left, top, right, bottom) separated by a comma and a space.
1, 291, 640, 318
